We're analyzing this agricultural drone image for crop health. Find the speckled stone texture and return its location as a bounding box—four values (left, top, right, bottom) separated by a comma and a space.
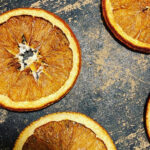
0, 0, 150, 150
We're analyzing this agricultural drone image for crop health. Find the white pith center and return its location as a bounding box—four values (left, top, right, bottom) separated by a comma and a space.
17, 43, 38, 71
16, 43, 43, 81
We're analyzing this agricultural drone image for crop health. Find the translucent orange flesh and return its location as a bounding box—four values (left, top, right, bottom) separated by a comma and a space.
0, 15, 73, 101
23, 120, 107, 150
111, 0, 150, 43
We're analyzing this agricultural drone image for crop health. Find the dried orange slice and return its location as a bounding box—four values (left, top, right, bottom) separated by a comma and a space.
145, 96, 150, 138
13, 112, 116, 150
102, 0, 150, 53
0, 8, 81, 111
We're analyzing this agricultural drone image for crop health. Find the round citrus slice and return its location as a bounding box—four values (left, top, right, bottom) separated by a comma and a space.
13, 112, 116, 150
102, 0, 150, 53
145, 96, 150, 138
0, 8, 81, 111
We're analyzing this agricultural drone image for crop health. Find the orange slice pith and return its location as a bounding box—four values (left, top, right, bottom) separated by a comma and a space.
13, 112, 117, 150
0, 8, 81, 111
102, 0, 150, 53
146, 97, 150, 139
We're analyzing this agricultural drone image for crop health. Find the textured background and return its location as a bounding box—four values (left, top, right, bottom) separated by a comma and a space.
0, 0, 150, 149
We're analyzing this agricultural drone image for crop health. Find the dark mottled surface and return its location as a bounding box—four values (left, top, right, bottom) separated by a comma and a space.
0, 0, 150, 150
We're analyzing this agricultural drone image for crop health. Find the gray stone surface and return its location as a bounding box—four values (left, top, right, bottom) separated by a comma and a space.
0, 0, 150, 149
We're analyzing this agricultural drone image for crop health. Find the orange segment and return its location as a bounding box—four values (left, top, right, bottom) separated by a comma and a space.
6, 15, 33, 44
43, 48, 73, 84
37, 73, 57, 97
67, 121, 106, 150
0, 64, 20, 95
13, 112, 116, 150
0, 23, 18, 54
29, 17, 53, 49
59, 120, 75, 149
88, 140, 107, 149
0, 47, 14, 59
102, 0, 150, 53
8, 71, 42, 101
0, 8, 81, 111
22, 135, 50, 150
34, 121, 63, 149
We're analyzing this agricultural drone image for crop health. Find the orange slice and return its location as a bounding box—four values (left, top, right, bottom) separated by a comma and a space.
145, 96, 150, 138
13, 112, 116, 150
0, 8, 81, 111
102, 0, 150, 53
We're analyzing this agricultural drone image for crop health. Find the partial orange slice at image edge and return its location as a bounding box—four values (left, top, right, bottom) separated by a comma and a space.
146, 96, 150, 139
13, 112, 117, 150
102, 0, 150, 53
